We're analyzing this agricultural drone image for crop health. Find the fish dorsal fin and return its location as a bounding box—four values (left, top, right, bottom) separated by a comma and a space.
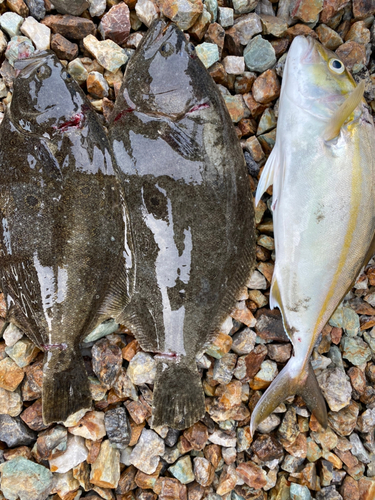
323, 80, 365, 141
255, 142, 281, 207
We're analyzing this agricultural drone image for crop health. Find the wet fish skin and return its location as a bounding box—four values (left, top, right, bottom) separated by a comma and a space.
0, 51, 134, 424
109, 19, 256, 430
251, 36, 375, 434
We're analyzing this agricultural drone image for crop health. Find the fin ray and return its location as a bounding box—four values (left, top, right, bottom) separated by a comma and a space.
152, 361, 205, 430
255, 144, 281, 206
324, 80, 365, 141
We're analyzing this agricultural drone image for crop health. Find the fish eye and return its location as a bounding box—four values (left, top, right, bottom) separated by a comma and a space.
62, 70, 72, 80
160, 42, 174, 57
328, 58, 345, 74
187, 42, 196, 57
36, 65, 52, 79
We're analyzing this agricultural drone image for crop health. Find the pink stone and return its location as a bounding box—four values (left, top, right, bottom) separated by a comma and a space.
98, 3, 131, 46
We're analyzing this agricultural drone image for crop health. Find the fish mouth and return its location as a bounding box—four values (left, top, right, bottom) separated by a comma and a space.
52, 111, 85, 132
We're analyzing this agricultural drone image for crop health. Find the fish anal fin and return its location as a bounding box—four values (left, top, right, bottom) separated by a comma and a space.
324, 80, 365, 141
115, 297, 159, 352
255, 143, 280, 207
152, 361, 205, 430
42, 348, 91, 425
99, 264, 134, 320
250, 358, 327, 436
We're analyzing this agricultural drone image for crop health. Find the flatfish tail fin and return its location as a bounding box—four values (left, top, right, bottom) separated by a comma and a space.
250, 359, 327, 436
151, 361, 205, 430
42, 347, 92, 425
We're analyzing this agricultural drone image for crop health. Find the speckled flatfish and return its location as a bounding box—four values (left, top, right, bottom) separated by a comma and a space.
0, 51, 134, 424
109, 20, 256, 429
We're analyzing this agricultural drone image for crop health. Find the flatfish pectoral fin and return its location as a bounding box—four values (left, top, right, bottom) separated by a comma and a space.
151, 359, 205, 430
42, 346, 91, 425
158, 121, 201, 160
250, 358, 327, 436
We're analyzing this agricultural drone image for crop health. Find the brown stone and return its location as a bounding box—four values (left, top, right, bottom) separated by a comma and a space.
320, 0, 350, 24
6, 0, 28, 16
241, 344, 267, 381
183, 422, 208, 450
284, 432, 307, 459
125, 399, 152, 425
243, 93, 269, 118
236, 462, 267, 489
92, 338, 123, 389
348, 366, 366, 397
359, 477, 375, 500
99, 3, 131, 46
335, 41, 367, 72
0, 356, 24, 391
345, 20, 371, 44
341, 476, 360, 500
328, 401, 359, 436
3, 446, 31, 461
252, 434, 283, 461
158, 0, 203, 31
267, 343, 292, 363
255, 310, 289, 343
156, 477, 187, 500
188, 9, 211, 41
204, 444, 222, 468
129, 420, 145, 447
216, 380, 242, 409
243, 136, 265, 163
224, 28, 243, 56
204, 23, 225, 55
334, 448, 359, 469
73, 461, 91, 491
20, 398, 49, 431
286, 23, 319, 39
291, 0, 324, 23
252, 70, 280, 105
231, 303, 256, 327
135, 463, 162, 490
278, 408, 299, 447
235, 73, 256, 95
316, 23, 344, 51
116, 465, 137, 495
122, 340, 141, 362
353, 0, 375, 18
42, 14, 95, 40
86, 438, 102, 464
270, 37, 290, 58
187, 481, 205, 500
331, 327, 343, 344
51, 33, 79, 61
216, 464, 238, 496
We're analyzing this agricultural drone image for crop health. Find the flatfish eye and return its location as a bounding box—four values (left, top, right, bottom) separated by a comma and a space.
187, 42, 196, 57
160, 42, 174, 57
36, 65, 52, 79
142, 181, 168, 221
80, 186, 90, 197
25, 195, 39, 208
328, 58, 345, 74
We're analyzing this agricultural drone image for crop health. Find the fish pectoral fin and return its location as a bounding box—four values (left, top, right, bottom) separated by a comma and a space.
250, 358, 327, 436
159, 121, 201, 159
151, 360, 205, 430
99, 264, 134, 319
255, 143, 281, 207
323, 80, 365, 141
42, 347, 91, 425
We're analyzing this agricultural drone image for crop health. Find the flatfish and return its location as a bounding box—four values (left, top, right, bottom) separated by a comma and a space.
0, 51, 134, 424
109, 20, 256, 429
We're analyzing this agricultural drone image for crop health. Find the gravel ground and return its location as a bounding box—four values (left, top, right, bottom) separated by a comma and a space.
1, 0, 375, 499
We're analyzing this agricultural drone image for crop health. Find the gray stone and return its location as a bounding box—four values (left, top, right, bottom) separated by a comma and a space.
67, 58, 88, 85
204, 0, 217, 21
5, 36, 35, 66
195, 42, 219, 68
233, 0, 258, 15
342, 336, 372, 365
231, 13, 262, 45
104, 407, 131, 450
208, 429, 236, 447
349, 433, 371, 463
3, 324, 23, 347
0, 415, 36, 447
49, 435, 88, 474
0, 12, 23, 38
246, 270, 267, 289
51, 0, 89, 15
244, 35, 276, 72
290, 483, 312, 499
21, 16, 50, 51
281, 454, 305, 473
317, 367, 352, 412
218, 7, 233, 27
25, 0, 45, 20
129, 428, 165, 474
316, 486, 343, 500
231, 327, 256, 355
212, 353, 237, 384
0, 457, 53, 500
169, 455, 195, 484
257, 413, 280, 433
88, 0, 106, 17
83, 35, 128, 73
127, 352, 156, 385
